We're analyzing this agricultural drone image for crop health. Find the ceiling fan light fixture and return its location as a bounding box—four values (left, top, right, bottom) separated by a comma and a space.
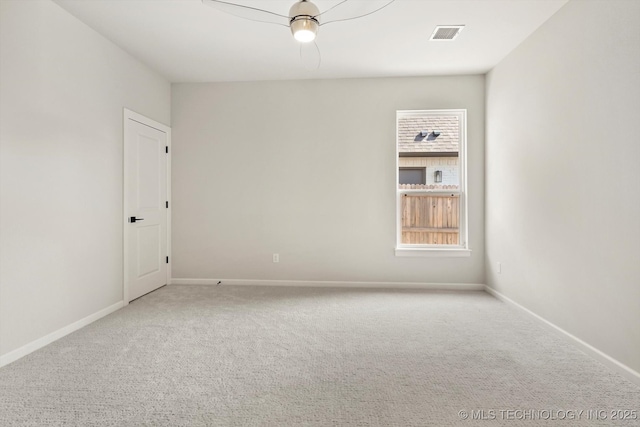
289, 0, 320, 43
290, 17, 318, 42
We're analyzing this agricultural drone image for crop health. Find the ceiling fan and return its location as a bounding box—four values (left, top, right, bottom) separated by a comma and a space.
202, 0, 397, 68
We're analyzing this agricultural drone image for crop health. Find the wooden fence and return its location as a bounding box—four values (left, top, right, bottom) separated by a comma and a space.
401, 194, 459, 245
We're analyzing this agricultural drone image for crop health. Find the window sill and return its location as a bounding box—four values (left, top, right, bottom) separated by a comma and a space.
395, 247, 472, 257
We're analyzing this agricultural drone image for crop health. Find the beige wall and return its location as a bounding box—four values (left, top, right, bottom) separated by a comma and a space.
486, 0, 640, 373
0, 0, 171, 357
172, 76, 485, 284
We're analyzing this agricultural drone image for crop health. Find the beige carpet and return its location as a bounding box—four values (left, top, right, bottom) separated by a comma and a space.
0, 285, 638, 426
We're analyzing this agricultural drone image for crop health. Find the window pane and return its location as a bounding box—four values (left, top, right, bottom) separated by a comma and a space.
400, 193, 460, 245
397, 110, 465, 247
399, 168, 425, 185
397, 114, 460, 190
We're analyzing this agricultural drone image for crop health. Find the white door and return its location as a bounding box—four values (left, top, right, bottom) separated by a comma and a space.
125, 114, 169, 302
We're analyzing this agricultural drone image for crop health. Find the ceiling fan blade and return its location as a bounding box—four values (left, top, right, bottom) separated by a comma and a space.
300, 42, 321, 70
202, 0, 290, 27
316, 0, 396, 26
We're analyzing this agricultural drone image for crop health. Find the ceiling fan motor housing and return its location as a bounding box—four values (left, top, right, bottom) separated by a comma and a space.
289, 0, 320, 42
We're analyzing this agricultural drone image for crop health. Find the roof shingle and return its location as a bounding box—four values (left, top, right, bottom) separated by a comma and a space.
398, 115, 459, 153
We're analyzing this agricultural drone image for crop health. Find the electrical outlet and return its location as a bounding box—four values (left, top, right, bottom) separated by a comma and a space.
273, 253, 279, 263
497, 262, 502, 274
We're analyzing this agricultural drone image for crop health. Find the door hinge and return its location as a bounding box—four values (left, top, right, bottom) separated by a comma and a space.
166, 256, 169, 264
165, 146, 169, 154
166, 201, 169, 209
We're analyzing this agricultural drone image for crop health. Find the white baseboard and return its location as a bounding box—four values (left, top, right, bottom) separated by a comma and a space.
0, 301, 124, 368
485, 285, 640, 387
171, 278, 485, 291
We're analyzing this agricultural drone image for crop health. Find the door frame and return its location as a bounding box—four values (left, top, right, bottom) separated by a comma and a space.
123, 108, 171, 305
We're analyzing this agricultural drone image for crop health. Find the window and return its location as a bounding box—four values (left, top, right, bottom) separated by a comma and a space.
399, 168, 426, 185
395, 110, 469, 256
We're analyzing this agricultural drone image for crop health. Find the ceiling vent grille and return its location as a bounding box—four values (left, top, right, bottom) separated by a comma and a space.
430, 25, 465, 41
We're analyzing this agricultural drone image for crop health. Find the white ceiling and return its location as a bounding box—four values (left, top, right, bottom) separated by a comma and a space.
53, 0, 568, 83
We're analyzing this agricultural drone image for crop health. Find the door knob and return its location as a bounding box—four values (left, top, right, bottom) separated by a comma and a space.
129, 217, 145, 223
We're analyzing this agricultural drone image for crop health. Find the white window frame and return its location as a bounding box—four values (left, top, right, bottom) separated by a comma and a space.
395, 109, 470, 257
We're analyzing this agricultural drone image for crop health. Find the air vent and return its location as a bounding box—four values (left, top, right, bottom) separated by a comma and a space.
430, 25, 465, 41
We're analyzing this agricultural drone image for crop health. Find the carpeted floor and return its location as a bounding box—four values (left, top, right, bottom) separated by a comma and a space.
0, 285, 638, 426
